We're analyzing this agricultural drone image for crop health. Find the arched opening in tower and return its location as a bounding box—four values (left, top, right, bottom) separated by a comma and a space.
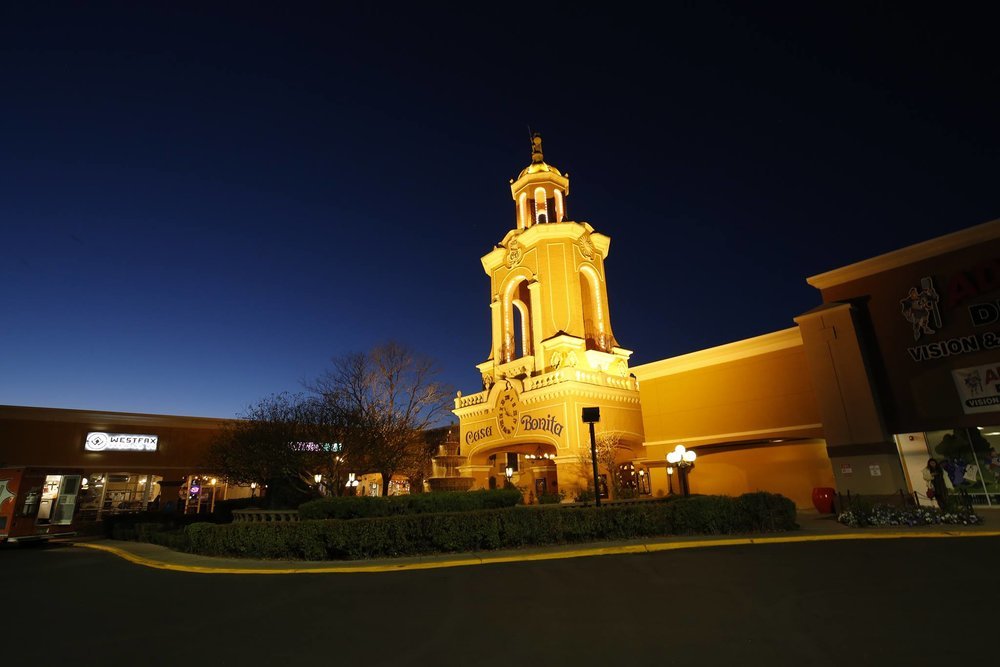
580, 265, 606, 351
502, 277, 533, 364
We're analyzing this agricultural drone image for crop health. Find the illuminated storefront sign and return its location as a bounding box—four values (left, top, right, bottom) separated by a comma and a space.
84, 432, 159, 452
291, 442, 343, 453
953, 363, 1000, 414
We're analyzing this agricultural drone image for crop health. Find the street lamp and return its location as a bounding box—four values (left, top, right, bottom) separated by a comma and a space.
666, 445, 696, 497
345, 472, 359, 494
581, 406, 602, 507
504, 466, 514, 487
666, 465, 675, 495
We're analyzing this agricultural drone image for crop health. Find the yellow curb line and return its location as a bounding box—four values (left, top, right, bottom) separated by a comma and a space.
75, 530, 1000, 575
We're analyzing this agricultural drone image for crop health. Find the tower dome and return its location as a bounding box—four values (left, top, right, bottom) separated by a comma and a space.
510, 133, 570, 229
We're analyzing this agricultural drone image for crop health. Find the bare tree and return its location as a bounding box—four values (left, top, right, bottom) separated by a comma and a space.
307, 342, 453, 496
205, 393, 337, 507
575, 430, 632, 500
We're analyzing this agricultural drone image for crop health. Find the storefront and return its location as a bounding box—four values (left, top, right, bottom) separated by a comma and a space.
801, 219, 1000, 505
0, 405, 245, 517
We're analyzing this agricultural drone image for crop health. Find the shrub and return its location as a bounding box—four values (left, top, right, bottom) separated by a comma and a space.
537, 491, 564, 505
297, 488, 523, 520
183, 492, 797, 561
102, 510, 228, 538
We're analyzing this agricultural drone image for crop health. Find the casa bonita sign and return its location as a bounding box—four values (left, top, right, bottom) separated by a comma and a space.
466, 413, 565, 445
85, 432, 159, 452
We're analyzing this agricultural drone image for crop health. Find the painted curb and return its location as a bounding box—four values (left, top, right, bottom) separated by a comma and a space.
75, 529, 1000, 575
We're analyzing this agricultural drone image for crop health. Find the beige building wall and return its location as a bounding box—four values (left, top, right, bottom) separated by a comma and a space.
633, 328, 834, 507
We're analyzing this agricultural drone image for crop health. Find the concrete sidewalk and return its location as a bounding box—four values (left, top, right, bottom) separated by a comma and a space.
64, 508, 1000, 575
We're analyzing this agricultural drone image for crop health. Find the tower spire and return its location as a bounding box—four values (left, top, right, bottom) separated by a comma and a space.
531, 132, 544, 164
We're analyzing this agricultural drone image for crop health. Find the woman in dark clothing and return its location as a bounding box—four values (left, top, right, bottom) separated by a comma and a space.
922, 457, 951, 510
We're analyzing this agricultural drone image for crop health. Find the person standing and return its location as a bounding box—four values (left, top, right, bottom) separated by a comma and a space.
922, 457, 952, 509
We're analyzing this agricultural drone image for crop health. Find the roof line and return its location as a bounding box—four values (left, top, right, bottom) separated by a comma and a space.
807, 217, 1000, 290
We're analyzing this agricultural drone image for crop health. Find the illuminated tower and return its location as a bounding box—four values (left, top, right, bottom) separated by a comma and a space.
453, 134, 645, 499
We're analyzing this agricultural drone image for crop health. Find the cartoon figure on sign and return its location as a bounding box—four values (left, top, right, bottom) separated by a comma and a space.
900, 277, 941, 341
958, 369, 984, 396
0, 480, 14, 509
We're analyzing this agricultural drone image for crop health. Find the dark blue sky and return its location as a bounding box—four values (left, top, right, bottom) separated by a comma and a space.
2, 3, 997, 418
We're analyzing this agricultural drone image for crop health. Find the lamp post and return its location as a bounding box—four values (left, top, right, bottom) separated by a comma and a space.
345, 472, 359, 495
581, 407, 602, 507
504, 466, 514, 488
313, 473, 323, 496
666, 445, 697, 497
666, 465, 675, 495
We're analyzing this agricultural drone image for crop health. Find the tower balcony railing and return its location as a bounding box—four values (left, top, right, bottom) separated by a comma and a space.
455, 362, 637, 410
455, 390, 489, 409
523, 367, 637, 392
493, 355, 535, 381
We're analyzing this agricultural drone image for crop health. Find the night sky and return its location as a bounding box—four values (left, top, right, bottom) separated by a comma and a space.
2, 3, 997, 418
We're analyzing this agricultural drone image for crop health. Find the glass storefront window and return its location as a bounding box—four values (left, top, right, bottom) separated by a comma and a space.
924, 427, 1000, 506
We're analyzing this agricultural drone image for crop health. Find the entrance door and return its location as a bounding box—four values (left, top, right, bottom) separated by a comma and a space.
35, 475, 80, 526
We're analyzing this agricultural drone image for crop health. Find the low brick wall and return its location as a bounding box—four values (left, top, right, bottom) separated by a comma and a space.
232, 509, 300, 523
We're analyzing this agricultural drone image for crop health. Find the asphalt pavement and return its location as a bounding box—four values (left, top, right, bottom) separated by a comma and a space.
3, 517, 999, 666
7, 536, 1000, 666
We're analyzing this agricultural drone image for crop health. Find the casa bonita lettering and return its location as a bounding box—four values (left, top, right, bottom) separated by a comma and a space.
520, 414, 564, 436
907, 330, 1000, 362
466, 414, 565, 443
466, 426, 493, 444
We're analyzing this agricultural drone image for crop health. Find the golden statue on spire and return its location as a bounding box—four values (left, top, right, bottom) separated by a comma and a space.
531, 132, 544, 163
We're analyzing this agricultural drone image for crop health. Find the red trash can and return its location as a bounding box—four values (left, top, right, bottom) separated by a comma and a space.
811, 487, 837, 514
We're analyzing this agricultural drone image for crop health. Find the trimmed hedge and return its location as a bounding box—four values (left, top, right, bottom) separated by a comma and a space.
297, 488, 523, 520
102, 510, 229, 539
182, 492, 796, 560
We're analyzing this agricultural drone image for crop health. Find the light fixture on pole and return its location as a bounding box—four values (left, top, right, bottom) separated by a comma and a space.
666, 465, 675, 495
345, 472, 359, 493
665, 445, 696, 497
504, 466, 514, 487
314, 473, 323, 484
581, 407, 602, 507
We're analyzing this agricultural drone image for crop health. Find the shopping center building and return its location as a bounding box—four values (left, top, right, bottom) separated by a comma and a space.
0, 405, 239, 517
450, 135, 1000, 507
3, 137, 999, 510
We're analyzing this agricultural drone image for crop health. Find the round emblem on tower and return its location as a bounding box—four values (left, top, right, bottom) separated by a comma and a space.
505, 240, 524, 269
577, 233, 596, 260
496, 383, 520, 437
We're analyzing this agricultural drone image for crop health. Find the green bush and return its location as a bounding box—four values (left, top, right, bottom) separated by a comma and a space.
184, 492, 797, 561
298, 488, 523, 520
102, 510, 227, 538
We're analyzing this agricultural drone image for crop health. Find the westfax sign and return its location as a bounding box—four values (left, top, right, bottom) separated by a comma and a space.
85, 432, 158, 452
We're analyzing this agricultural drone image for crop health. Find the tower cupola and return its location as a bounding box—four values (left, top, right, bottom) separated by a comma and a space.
510, 133, 570, 229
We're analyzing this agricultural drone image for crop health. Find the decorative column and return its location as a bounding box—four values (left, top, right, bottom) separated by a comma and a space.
490, 296, 502, 367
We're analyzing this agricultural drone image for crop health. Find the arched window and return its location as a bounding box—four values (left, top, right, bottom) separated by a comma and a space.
502, 276, 532, 363
512, 299, 530, 359
579, 265, 607, 351
554, 189, 564, 222
518, 192, 528, 229
534, 187, 548, 224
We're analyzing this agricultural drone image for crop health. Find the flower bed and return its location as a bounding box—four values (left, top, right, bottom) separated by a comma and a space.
837, 503, 982, 528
